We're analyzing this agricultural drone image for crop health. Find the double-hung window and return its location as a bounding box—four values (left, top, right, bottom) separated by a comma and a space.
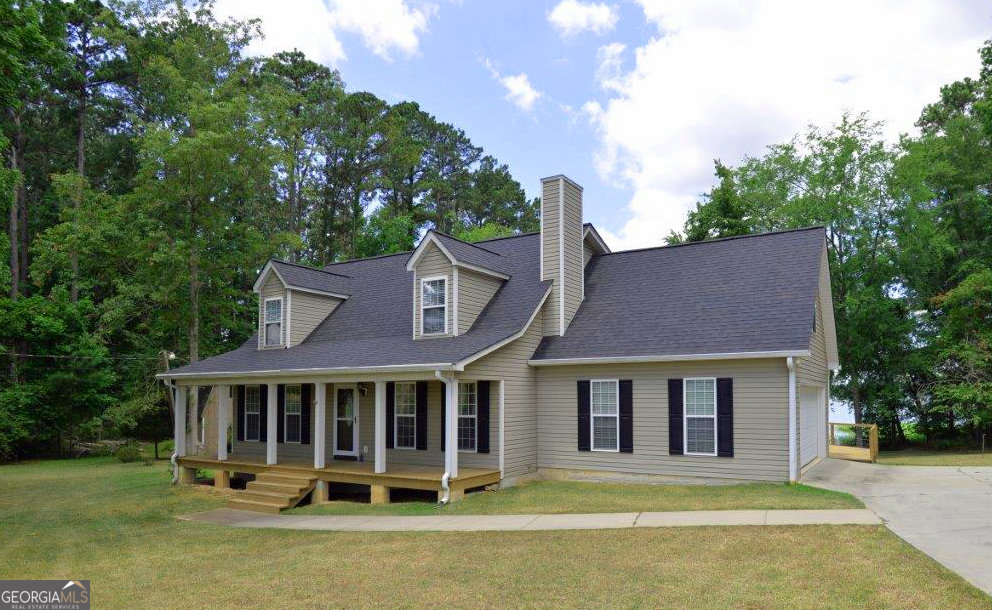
421, 277, 447, 335
394, 382, 417, 449
457, 382, 477, 452
591, 380, 619, 451
684, 378, 717, 455
245, 385, 261, 441
284, 384, 302, 443
264, 297, 283, 346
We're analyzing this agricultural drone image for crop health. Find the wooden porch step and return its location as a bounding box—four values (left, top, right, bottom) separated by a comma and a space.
227, 497, 286, 514
255, 472, 313, 486
239, 490, 295, 506
248, 481, 310, 494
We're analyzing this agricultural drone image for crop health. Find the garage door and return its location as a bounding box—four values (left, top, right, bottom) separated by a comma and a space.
799, 386, 822, 467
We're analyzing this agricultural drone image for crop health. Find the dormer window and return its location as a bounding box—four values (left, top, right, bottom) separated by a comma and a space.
421, 276, 447, 335
264, 297, 283, 346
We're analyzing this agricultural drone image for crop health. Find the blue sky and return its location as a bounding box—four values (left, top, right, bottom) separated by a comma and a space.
215, 0, 990, 251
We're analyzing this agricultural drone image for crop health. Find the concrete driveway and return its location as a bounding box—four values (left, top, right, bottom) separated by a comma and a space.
804, 458, 992, 595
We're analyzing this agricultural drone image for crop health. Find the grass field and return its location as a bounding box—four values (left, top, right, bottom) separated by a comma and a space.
2, 458, 990, 609
291, 479, 862, 516
878, 448, 992, 466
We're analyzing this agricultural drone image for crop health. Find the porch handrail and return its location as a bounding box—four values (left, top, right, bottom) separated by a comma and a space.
827, 422, 878, 463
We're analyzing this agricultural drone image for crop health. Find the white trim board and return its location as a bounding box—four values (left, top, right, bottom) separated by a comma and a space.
528, 350, 810, 366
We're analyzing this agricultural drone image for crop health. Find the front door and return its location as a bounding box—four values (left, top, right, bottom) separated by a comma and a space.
333, 385, 359, 458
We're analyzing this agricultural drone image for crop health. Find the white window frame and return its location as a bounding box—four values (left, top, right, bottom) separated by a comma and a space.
284, 384, 302, 444
683, 377, 718, 457
393, 382, 417, 450
420, 275, 448, 336
263, 297, 283, 347
590, 379, 619, 452
245, 385, 261, 442
457, 381, 477, 453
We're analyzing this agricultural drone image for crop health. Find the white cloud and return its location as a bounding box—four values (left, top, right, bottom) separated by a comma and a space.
484, 59, 544, 112
586, 0, 988, 250
214, 0, 436, 64
548, 0, 619, 37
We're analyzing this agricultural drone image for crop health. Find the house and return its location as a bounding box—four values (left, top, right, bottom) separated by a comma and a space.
158, 174, 839, 513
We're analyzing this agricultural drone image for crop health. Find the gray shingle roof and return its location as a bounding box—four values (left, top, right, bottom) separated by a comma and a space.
167, 233, 549, 377
269, 260, 352, 296
531, 227, 826, 361
423, 231, 512, 276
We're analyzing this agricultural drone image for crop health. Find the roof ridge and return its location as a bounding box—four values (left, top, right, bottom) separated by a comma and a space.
472, 231, 539, 243
429, 230, 503, 256
600, 226, 825, 257
323, 249, 415, 268
271, 258, 352, 278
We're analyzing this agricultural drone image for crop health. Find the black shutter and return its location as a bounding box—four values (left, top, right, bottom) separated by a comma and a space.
477, 380, 490, 454
440, 383, 446, 451
577, 380, 590, 451
386, 381, 395, 449
415, 381, 428, 450
259, 385, 268, 442
717, 378, 734, 457
277, 384, 285, 443
619, 380, 633, 453
301, 384, 312, 445
668, 379, 683, 455
236, 385, 245, 441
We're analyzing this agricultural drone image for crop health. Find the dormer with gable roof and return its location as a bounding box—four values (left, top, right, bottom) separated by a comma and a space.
252, 260, 351, 349
405, 231, 511, 339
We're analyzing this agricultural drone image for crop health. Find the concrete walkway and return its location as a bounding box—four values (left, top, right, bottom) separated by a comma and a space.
178, 507, 880, 532
804, 458, 992, 596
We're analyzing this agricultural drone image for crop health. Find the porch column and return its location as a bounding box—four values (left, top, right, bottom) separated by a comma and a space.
374, 381, 386, 474
498, 379, 505, 479
188, 385, 199, 450
174, 385, 187, 458
444, 378, 458, 479
266, 383, 278, 465
314, 383, 326, 469
217, 384, 229, 461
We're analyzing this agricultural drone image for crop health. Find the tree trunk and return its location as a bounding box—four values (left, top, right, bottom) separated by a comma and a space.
188, 221, 200, 363
851, 382, 864, 447
7, 115, 20, 301
71, 79, 86, 303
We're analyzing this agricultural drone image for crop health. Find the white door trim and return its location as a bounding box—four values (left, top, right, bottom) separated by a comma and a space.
333, 384, 359, 457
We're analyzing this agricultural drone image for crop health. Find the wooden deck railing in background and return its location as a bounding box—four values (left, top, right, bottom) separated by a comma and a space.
828, 422, 878, 463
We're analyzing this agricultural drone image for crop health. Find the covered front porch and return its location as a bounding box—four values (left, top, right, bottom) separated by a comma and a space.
170, 373, 504, 508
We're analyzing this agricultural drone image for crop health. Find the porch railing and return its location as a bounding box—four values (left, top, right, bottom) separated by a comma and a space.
827, 422, 878, 463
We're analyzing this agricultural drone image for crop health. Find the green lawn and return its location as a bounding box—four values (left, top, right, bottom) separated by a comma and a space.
291, 479, 862, 516
878, 448, 992, 466
2, 458, 990, 609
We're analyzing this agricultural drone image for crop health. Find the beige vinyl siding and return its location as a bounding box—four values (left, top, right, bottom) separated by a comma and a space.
535, 359, 791, 482
541, 178, 560, 335
258, 273, 285, 349
561, 180, 583, 330
289, 291, 341, 345
797, 286, 829, 470
231, 384, 317, 463
457, 268, 502, 334
413, 243, 453, 338
462, 306, 544, 479
583, 240, 596, 267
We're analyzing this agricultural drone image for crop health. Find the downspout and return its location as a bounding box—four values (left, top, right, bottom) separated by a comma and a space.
787, 357, 797, 483
434, 369, 452, 504
164, 379, 180, 484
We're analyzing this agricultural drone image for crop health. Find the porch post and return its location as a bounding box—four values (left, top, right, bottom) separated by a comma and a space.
374, 381, 386, 474
314, 383, 326, 469
445, 378, 458, 479
266, 383, 278, 465
188, 385, 199, 451
498, 379, 505, 479
174, 385, 187, 458
217, 385, 229, 461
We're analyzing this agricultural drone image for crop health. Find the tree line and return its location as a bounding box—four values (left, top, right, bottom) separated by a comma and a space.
0, 0, 538, 459
670, 41, 992, 448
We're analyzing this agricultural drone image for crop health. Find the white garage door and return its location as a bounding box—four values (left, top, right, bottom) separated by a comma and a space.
799, 386, 822, 467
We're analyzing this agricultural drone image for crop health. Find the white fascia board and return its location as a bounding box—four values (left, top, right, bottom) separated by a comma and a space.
453, 261, 510, 281
157, 362, 459, 382
528, 350, 811, 366
583, 225, 611, 254
405, 231, 455, 271
455, 285, 552, 369
285, 285, 350, 300
252, 261, 286, 293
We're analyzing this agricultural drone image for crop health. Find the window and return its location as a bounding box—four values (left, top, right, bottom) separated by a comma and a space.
421, 277, 447, 335
245, 386, 260, 441
457, 382, 477, 452
264, 298, 283, 346
591, 380, 619, 451
394, 382, 417, 449
684, 378, 716, 455
284, 384, 302, 443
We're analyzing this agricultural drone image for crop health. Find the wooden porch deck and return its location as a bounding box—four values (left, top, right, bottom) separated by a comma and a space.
177, 456, 501, 494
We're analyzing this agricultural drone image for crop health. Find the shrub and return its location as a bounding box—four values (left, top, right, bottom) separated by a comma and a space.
116, 444, 141, 463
